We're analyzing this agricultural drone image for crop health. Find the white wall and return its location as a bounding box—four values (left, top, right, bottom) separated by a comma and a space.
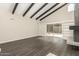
38, 5, 79, 46
0, 4, 39, 44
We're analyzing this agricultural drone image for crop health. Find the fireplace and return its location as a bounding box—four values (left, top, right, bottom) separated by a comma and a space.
69, 26, 79, 42
69, 3, 79, 42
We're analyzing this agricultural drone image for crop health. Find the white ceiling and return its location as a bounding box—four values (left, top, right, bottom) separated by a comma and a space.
8, 3, 68, 21
37, 3, 65, 20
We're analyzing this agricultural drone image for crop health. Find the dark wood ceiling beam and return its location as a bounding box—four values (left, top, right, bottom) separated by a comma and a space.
36, 3, 59, 20
23, 3, 35, 17
12, 3, 19, 14
40, 3, 68, 21
30, 3, 48, 18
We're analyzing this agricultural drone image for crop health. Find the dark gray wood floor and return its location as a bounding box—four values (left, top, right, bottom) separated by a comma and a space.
0, 36, 79, 56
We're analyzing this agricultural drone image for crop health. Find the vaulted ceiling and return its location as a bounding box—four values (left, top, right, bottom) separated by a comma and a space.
11, 3, 68, 21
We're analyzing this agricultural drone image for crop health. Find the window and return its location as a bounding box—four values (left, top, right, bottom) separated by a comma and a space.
68, 4, 75, 12
47, 24, 62, 33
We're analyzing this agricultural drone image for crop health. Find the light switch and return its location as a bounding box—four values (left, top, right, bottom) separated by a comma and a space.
0, 48, 1, 52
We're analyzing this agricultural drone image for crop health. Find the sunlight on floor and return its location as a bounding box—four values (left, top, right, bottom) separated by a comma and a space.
47, 33, 63, 38
46, 53, 56, 56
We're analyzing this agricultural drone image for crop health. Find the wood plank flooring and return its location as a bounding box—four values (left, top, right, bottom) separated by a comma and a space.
0, 36, 79, 56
